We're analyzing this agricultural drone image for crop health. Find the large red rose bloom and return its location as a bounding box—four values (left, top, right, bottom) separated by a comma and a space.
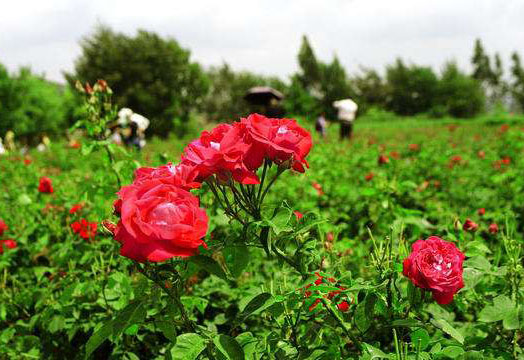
114, 179, 208, 262
241, 113, 312, 172
134, 162, 201, 190
181, 123, 260, 184
403, 236, 465, 305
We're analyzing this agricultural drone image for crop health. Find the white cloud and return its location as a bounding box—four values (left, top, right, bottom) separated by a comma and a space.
0, 0, 523, 82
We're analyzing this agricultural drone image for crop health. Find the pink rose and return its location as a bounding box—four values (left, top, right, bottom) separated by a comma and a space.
114, 180, 208, 262
403, 236, 465, 305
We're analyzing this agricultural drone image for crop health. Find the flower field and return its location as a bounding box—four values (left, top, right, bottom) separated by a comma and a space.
1, 111, 524, 359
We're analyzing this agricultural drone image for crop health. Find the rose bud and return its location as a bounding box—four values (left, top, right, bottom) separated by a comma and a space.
403, 236, 465, 305
294, 211, 304, 221
337, 301, 350, 312
488, 223, 499, 234
463, 219, 478, 232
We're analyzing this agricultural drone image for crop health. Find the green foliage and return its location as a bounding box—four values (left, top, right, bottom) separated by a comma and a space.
0, 65, 70, 142
69, 25, 208, 136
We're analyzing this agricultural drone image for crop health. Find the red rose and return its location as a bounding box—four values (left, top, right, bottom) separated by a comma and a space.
477, 150, 485, 159
241, 113, 312, 172
312, 182, 324, 196
69, 204, 83, 214
38, 177, 53, 193
114, 180, 208, 262
477, 208, 485, 216
134, 163, 201, 190
378, 155, 389, 165
501, 157, 511, 165
390, 151, 400, 159
403, 236, 465, 305
365, 172, 374, 181
71, 219, 97, 240
337, 301, 350, 312
408, 144, 420, 151
24, 158, 32, 165
0, 239, 17, 254
488, 223, 498, 234
463, 219, 478, 232
181, 123, 260, 184
294, 211, 304, 220
0, 219, 7, 237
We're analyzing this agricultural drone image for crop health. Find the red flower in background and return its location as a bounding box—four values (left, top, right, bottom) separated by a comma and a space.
71, 219, 98, 240
241, 113, 312, 173
408, 144, 420, 151
389, 151, 400, 159
378, 155, 390, 165
501, 157, 511, 165
38, 177, 53, 193
463, 219, 478, 232
403, 236, 465, 305
337, 301, 350, 312
294, 211, 304, 221
312, 182, 324, 196
0, 220, 7, 237
365, 172, 374, 181
24, 158, 32, 165
477, 150, 485, 159
488, 223, 499, 234
113, 180, 208, 262
69, 204, 83, 214
0, 239, 17, 254
478, 208, 485, 216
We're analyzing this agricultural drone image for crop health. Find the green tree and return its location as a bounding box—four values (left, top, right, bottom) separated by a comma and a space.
385, 58, 439, 115
297, 35, 322, 90
68, 25, 208, 137
438, 62, 485, 118
510, 52, 524, 111
471, 39, 493, 84
318, 56, 354, 118
351, 67, 388, 113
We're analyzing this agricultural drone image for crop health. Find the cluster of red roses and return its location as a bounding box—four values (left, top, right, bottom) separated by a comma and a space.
38, 176, 54, 193
110, 114, 312, 263
69, 204, 98, 240
0, 219, 17, 255
303, 272, 352, 313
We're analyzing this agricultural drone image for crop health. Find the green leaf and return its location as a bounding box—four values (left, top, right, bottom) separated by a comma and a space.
440, 346, 465, 358
190, 255, 228, 281
85, 320, 113, 359
362, 343, 392, 359
464, 256, 491, 272
430, 319, 464, 344
240, 293, 274, 319
49, 315, 66, 333
112, 301, 147, 337
124, 324, 139, 336
410, 328, 430, 350
170, 333, 207, 360
223, 244, 249, 278
503, 308, 519, 330
213, 334, 245, 360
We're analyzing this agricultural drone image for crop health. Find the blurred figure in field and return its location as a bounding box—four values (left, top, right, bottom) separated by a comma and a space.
37, 135, 50, 152
5, 131, 16, 152
333, 98, 358, 140
315, 113, 327, 138
0, 138, 5, 155
117, 108, 150, 150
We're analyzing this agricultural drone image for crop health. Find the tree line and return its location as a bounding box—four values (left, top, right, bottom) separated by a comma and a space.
2, 25, 524, 141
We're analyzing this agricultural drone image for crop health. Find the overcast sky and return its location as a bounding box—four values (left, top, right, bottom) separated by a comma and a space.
1, 0, 523, 83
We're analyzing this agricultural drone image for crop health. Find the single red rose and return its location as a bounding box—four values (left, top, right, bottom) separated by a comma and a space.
365, 172, 374, 181
477, 150, 485, 159
378, 155, 389, 165
389, 151, 400, 159
501, 157, 511, 165
488, 223, 499, 234
114, 180, 208, 262
451, 155, 462, 163
312, 182, 324, 196
0, 239, 17, 254
500, 124, 509, 133
294, 211, 304, 221
38, 177, 53, 193
134, 163, 201, 190
478, 208, 485, 216
326, 232, 334, 243
463, 219, 478, 232
337, 301, 350, 312
69, 204, 83, 214
403, 236, 465, 305
181, 123, 260, 184
0, 219, 7, 237
241, 113, 312, 173
408, 144, 420, 151
24, 158, 32, 165
71, 219, 97, 240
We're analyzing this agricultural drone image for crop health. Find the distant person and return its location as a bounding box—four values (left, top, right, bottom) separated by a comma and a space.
118, 108, 150, 150
0, 138, 5, 155
315, 113, 327, 138
333, 98, 358, 140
